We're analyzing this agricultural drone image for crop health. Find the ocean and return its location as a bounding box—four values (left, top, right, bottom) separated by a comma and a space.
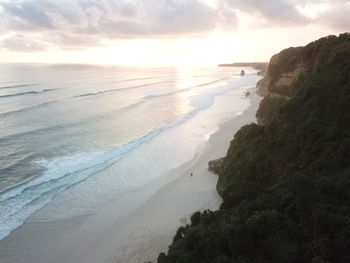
0, 64, 259, 240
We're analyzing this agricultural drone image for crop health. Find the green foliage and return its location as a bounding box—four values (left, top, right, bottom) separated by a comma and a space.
256, 95, 288, 124
157, 34, 350, 263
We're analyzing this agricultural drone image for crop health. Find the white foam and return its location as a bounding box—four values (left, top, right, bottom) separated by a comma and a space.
0, 73, 260, 240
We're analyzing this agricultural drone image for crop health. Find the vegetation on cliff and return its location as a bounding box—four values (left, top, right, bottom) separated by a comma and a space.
157, 33, 350, 263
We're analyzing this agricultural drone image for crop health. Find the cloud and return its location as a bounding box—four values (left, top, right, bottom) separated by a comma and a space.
75, 0, 221, 37
0, 0, 348, 52
47, 32, 103, 50
1, 0, 54, 30
316, 2, 350, 31
1, 33, 48, 51
0, 0, 228, 35
0, 0, 237, 50
224, 0, 309, 26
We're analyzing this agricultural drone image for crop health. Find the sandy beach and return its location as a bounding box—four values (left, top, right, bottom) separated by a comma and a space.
0, 86, 262, 263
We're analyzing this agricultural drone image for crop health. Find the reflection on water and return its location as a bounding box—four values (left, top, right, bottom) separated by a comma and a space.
0, 64, 260, 240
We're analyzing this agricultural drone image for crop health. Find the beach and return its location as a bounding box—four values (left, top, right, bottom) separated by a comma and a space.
0, 2, 346, 262
0, 84, 261, 263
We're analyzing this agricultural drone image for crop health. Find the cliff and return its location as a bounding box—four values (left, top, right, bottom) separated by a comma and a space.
256, 47, 306, 123
157, 33, 350, 263
256, 34, 350, 124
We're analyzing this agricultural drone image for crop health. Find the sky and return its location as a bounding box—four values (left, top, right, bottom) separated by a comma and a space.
0, 0, 349, 66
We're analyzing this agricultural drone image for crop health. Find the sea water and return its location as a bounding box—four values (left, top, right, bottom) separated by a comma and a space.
0, 64, 260, 240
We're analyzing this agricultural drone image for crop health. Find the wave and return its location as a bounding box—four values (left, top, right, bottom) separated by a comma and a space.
143, 77, 229, 99
75, 81, 173, 98
0, 76, 250, 141
100, 75, 171, 85
0, 77, 224, 117
0, 100, 61, 117
0, 101, 142, 140
0, 151, 36, 171
0, 78, 226, 136
1, 76, 256, 200
0, 84, 36, 90
0, 89, 55, 99
0, 74, 259, 240
0, 99, 145, 140
0, 81, 170, 117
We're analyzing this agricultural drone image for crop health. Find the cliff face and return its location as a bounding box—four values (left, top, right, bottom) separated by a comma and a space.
257, 47, 305, 96
157, 33, 350, 263
218, 33, 350, 202
256, 34, 349, 124
256, 47, 309, 124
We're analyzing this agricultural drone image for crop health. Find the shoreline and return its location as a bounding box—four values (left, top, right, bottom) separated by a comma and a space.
0, 85, 262, 263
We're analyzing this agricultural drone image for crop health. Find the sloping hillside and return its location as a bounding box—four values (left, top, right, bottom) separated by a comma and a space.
157, 33, 350, 263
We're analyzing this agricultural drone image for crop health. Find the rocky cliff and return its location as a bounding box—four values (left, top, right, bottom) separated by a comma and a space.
256, 34, 349, 124
256, 46, 308, 123
157, 33, 350, 263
